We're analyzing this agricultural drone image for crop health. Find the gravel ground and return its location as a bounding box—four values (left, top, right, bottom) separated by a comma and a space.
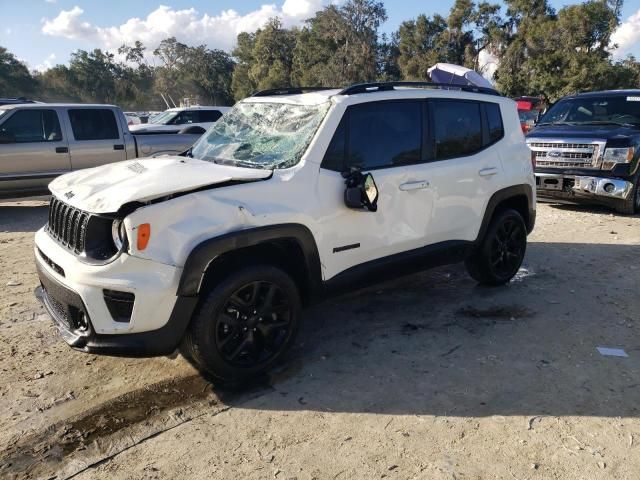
0, 200, 639, 480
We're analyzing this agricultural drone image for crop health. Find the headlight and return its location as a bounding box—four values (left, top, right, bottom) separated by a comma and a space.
602, 147, 634, 169
111, 219, 127, 251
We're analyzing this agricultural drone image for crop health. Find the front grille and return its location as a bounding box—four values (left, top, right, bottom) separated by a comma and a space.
47, 197, 90, 254
43, 287, 72, 329
528, 141, 601, 168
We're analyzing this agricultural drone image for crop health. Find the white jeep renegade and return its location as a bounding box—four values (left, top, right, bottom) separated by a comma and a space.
35, 82, 536, 383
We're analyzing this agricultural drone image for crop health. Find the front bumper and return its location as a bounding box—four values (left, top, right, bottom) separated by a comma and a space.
34, 227, 196, 356
535, 173, 634, 202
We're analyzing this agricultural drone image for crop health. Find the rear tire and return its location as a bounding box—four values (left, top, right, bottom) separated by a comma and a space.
181, 265, 301, 384
614, 175, 640, 215
466, 209, 527, 286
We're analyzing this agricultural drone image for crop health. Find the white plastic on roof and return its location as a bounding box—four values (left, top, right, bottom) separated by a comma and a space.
427, 63, 494, 89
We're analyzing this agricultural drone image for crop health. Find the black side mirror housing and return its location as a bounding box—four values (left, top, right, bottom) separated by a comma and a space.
342, 168, 379, 212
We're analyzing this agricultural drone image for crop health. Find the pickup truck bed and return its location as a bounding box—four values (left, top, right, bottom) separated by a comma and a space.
0, 103, 202, 199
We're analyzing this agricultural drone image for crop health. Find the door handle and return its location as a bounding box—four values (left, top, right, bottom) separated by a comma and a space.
399, 180, 430, 191
479, 167, 498, 177
55, 146, 68, 154
113, 144, 125, 151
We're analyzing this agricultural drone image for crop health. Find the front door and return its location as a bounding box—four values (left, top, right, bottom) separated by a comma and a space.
0, 108, 70, 195
315, 100, 434, 280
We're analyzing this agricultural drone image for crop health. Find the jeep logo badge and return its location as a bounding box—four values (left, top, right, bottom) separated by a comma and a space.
64, 191, 75, 199
547, 151, 563, 158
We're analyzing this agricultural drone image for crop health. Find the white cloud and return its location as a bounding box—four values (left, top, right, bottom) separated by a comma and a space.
611, 9, 640, 57
42, 2, 329, 53
35, 53, 57, 72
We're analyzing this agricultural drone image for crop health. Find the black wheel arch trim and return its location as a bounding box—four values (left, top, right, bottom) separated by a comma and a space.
177, 223, 323, 300
475, 183, 536, 242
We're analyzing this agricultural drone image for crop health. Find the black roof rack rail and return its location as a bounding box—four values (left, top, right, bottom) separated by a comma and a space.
251, 87, 338, 97
338, 81, 502, 97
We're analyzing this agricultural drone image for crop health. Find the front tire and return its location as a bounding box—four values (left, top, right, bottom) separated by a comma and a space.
181, 265, 301, 384
614, 175, 640, 215
466, 209, 527, 286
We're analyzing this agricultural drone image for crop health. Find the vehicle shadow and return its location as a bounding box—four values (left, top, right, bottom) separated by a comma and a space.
225, 241, 640, 418
0, 201, 49, 233
545, 201, 638, 217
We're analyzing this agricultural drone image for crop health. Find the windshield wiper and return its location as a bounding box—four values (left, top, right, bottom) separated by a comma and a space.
579, 121, 640, 128
537, 121, 579, 126
212, 158, 267, 170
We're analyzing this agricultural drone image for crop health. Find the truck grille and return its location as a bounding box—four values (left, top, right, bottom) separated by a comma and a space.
46, 197, 90, 254
528, 141, 602, 168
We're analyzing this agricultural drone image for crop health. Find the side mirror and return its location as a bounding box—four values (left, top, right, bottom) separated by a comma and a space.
0, 131, 16, 144
343, 169, 379, 212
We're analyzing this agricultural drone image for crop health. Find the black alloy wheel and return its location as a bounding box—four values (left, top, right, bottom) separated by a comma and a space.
489, 217, 526, 279
215, 281, 292, 367
181, 265, 301, 384
465, 209, 528, 286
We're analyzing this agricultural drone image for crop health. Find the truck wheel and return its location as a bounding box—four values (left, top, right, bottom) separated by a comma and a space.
614, 176, 640, 215
181, 265, 301, 384
465, 209, 527, 286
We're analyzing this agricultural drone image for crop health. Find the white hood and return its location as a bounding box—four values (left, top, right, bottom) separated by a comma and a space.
48, 157, 271, 214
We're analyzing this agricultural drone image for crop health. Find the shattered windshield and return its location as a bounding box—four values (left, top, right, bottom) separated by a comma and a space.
540, 96, 640, 127
190, 101, 330, 169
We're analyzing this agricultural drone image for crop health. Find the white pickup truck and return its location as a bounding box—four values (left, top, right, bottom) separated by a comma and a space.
0, 103, 203, 198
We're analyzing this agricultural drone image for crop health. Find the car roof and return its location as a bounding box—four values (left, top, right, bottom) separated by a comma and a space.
165, 106, 230, 111
0, 103, 118, 111
565, 89, 640, 99
243, 86, 508, 107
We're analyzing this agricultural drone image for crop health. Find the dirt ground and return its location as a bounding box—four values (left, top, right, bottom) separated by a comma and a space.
0, 199, 639, 480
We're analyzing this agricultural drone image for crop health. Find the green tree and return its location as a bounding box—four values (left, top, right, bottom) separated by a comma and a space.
231, 32, 258, 100
292, 0, 387, 87
0, 46, 37, 97
396, 14, 447, 80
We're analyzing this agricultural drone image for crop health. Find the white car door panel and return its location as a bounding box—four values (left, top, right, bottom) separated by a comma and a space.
424, 99, 504, 243
314, 100, 434, 280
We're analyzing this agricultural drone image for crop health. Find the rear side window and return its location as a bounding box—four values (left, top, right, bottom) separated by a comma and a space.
199, 110, 223, 122
173, 111, 200, 125
486, 103, 504, 144
0, 109, 62, 143
433, 101, 482, 160
68, 109, 119, 140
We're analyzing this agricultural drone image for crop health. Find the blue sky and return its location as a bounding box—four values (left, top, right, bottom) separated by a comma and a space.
2, 0, 640, 71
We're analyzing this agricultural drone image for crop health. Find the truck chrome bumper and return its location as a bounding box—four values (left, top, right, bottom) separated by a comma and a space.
536, 173, 634, 200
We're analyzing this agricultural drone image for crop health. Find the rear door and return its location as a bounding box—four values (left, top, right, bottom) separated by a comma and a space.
67, 108, 127, 170
422, 99, 504, 243
0, 108, 70, 195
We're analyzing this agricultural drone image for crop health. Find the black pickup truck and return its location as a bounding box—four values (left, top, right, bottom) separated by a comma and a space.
527, 90, 640, 214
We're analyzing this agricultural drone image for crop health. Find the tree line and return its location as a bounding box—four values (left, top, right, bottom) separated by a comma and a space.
2, 0, 640, 109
